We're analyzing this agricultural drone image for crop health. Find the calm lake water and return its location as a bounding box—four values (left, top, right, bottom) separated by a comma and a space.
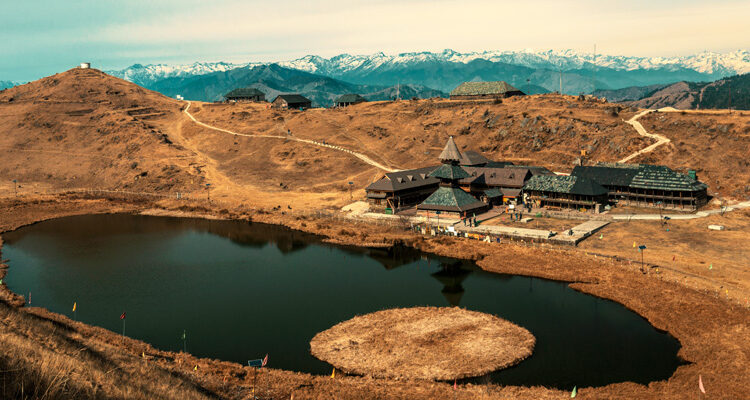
2, 214, 682, 388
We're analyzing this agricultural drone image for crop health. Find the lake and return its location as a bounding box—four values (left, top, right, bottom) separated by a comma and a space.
1, 214, 682, 388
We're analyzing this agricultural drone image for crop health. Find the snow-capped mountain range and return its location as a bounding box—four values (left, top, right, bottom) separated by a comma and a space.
110, 49, 750, 85
107, 49, 750, 96
278, 49, 750, 76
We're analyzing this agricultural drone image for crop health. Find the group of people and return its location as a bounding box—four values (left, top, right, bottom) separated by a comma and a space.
461, 213, 477, 227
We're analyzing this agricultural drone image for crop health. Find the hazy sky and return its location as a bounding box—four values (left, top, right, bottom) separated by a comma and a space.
3, 0, 749, 81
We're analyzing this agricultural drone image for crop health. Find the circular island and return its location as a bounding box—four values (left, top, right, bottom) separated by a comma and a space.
310, 307, 535, 380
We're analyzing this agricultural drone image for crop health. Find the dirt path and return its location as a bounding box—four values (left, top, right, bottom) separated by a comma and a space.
619, 109, 671, 163
183, 101, 397, 172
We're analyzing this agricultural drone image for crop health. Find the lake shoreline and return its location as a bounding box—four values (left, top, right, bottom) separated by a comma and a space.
0, 194, 748, 399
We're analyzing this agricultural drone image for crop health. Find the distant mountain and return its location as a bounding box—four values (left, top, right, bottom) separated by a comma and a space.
598, 73, 750, 110
146, 64, 445, 106
109, 49, 750, 95
593, 84, 672, 102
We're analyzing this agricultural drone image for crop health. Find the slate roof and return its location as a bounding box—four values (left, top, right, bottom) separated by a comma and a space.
485, 161, 515, 168
335, 94, 367, 104
418, 186, 486, 213
483, 188, 502, 198
366, 166, 439, 192
273, 94, 311, 104
631, 165, 708, 191
225, 88, 264, 98
509, 165, 555, 176
459, 151, 490, 166
572, 163, 708, 192
429, 164, 470, 180
450, 81, 524, 96
523, 175, 608, 196
461, 167, 531, 188
571, 164, 640, 187
439, 136, 462, 162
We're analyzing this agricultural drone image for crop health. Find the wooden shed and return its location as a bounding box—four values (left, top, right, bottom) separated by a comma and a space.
334, 94, 367, 107
449, 81, 525, 100
224, 88, 266, 102
272, 94, 312, 110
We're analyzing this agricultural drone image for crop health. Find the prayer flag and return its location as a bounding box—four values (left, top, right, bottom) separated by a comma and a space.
72, 302, 77, 312
709, 264, 713, 270
331, 368, 335, 379
699, 375, 705, 394
633, 241, 636, 248
599, 233, 603, 239
672, 255, 676, 261
194, 365, 198, 371
262, 353, 268, 367
141, 352, 145, 358
571, 386, 577, 397
453, 379, 457, 390
120, 312, 126, 320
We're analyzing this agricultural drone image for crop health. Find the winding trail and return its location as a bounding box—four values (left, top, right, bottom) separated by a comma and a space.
183, 101, 397, 172
619, 109, 670, 163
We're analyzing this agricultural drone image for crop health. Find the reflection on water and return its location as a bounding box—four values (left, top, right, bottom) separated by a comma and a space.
2, 214, 683, 388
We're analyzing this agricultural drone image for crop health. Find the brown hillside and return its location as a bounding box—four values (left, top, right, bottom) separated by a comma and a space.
0, 68, 203, 194
633, 110, 750, 199
625, 81, 697, 110
191, 96, 644, 175
1, 69, 748, 208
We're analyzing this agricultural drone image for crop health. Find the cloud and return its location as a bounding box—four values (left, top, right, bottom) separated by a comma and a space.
2, 0, 749, 80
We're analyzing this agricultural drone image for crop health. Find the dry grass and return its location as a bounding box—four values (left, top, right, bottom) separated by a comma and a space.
0, 302, 216, 400
310, 307, 535, 381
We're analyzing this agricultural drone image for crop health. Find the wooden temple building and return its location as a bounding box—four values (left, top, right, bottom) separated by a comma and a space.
365, 139, 542, 212
523, 175, 609, 212
571, 163, 708, 210
416, 137, 488, 218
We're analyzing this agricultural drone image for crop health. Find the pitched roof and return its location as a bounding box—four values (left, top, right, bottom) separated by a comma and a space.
483, 188, 502, 198
450, 81, 523, 96
509, 165, 555, 176
225, 88, 264, 98
631, 165, 708, 191
273, 94, 311, 104
418, 186, 486, 213
429, 164, 470, 180
572, 162, 708, 192
366, 166, 439, 192
461, 167, 531, 188
459, 150, 490, 166
439, 136, 462, 162
571, 164, 640, 187
523, 175, 608, 196
335, 94, 367, 104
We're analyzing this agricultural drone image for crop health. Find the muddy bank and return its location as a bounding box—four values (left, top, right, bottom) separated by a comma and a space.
0, 196, 748, 399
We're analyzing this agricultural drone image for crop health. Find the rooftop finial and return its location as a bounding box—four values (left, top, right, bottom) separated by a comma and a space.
439, 136, 462, 164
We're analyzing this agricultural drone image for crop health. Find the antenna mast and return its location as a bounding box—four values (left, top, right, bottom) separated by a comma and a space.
592, 44, 596, 94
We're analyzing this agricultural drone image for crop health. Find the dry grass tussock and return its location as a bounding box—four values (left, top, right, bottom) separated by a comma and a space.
310, 307, 535, 380
0, 302, 214, 400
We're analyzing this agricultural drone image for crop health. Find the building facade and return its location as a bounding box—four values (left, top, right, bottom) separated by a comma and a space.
523, 175, 609, 212
417, 137, 488, 218
224, 88, 266, 102
272, 94, 312, 110
334, 94, 367, 107
571, 163, 708, 210
449, 81, 525, 100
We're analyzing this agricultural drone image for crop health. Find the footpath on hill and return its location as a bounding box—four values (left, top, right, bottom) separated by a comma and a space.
183, 101, 397, 172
